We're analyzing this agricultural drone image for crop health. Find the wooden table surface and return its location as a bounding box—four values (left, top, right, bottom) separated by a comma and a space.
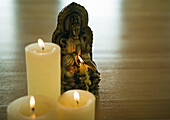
1, 0, 170, 119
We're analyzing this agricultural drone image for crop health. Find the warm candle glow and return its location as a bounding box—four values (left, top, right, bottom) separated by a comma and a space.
31, 113, 36, 119
30, 96, 35, 110
38, 38, 45, 50
78, 56, 84, 63
74, 91, 80, 105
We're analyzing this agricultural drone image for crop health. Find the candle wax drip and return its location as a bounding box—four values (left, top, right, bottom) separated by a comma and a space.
85, 71, 91, 91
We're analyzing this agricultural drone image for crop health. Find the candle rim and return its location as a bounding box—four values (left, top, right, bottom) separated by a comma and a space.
33, 47, 56, 55
25, 42, 60, 55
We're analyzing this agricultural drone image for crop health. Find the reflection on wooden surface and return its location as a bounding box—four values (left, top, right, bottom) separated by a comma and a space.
0, 0, 170, 119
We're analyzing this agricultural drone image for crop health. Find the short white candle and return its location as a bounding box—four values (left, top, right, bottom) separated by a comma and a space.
7, 95, 58, 120
57, 90, 95, 120
25, 39, 61, 100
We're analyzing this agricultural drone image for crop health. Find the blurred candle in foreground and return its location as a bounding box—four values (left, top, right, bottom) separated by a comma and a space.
25, 39, 61, 100
57, 90, 95, 120
7, 95, 58, 120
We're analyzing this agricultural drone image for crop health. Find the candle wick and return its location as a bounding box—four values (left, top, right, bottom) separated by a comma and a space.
76, 100, 79, 105
32, 107, 35, 112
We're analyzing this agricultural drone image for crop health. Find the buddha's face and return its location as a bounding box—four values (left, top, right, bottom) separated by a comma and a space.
72, 24, 80, 36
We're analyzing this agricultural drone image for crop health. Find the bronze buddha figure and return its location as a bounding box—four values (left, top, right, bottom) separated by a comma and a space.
52, 2, 100, 95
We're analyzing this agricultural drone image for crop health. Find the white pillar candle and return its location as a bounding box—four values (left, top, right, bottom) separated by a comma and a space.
57, 90, 95, 120
25, 39, 61, 100
7, 95, 58, 120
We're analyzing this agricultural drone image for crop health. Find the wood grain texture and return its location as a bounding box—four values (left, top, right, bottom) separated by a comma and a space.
0, 0, 170, 119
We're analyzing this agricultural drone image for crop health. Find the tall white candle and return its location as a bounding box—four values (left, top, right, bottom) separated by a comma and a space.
57, 90, 95, 120
25, 39, 61, 100
7, 95, 58, 120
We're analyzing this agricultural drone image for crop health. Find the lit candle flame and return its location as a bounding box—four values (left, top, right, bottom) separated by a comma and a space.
78, 56, 84, 63
38, 38, 45, 50
30, 96, 35, 111
74, 91, 80, 105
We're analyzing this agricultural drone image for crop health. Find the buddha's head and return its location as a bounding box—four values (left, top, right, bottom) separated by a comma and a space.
70, 15, 81, 36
